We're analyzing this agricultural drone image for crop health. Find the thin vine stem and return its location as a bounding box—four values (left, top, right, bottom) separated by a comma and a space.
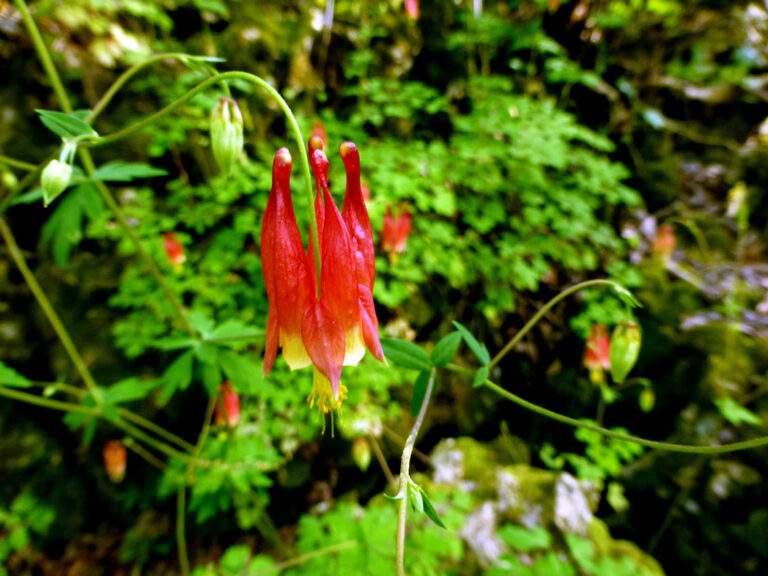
489, 279, 627, 370
396, 367, 436, 576
118, 407, 195, 453
0, 155, 37, 171
81, 70, 322, 290
87, 53, 199, 123
177, 485, 190, 576
250, 541, 357, 575
80, 152, 197, 337
0, 216, 101, 402
13, 0, 72, 114
0, 385, 101, 416
177, 394, 217, 575
477, 376, 768, 454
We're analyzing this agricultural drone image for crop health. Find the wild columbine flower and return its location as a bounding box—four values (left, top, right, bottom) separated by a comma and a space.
103, 440, 127, 483
381, 205, 412, 264
261, 140, 384, 424
214, 381, 241, 428
162, 232, 186, 269
583, 324, 610, 385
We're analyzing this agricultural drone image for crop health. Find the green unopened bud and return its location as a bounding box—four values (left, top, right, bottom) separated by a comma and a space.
41, 159, 72, 206
639, 387, 655, 412
609, 321, 641, 384
351, 437, 372, 472
210, 97, 243, 176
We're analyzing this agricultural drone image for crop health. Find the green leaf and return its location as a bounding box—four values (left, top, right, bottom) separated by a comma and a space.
90, 161, 167, 182
472, 365, 489, 388
411, 370, 432, 417
187, 311, 215, 337
452, 321, 490, 365
41, 184, 104, 266
160, 350, 195, 403
219, 350, 260, 394
103, 377, 159, 405
383, 492, 406, 502
497, 524, 551, 551
380, 338, 432, 371
9, 187, 43, 206
198, 360, 223, 396
36, 109, 96, 138
208, 320, 263, 342
220, 544, 250, 573
715, 397, 763, 427
431, 332, 461, 367
151, 336, 198, 351
419, 488, 446, 529
0, 362, 31, 388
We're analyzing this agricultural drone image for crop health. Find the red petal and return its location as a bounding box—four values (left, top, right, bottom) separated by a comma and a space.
263, 306, 279, 375
340, 142, 376, 290
319, 166, 361, 341
358, 284, 385, 362
260, 149, 312, 370
302, 298, 345, 394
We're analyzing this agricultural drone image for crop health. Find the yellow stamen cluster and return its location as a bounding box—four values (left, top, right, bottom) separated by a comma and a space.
307, 369, 348, 435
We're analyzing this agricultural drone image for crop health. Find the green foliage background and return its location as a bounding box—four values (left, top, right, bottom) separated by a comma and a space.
2, 0, 768, 575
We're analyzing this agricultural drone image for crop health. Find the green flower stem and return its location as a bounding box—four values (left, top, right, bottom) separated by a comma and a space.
0, 216, 101, 402
118, 407, 195, 453
177, 394, 217, 575
123, 437, 167, 471
0, 385, 101, 416
83, 70, 322, 293
13, 0, 72, 114
488, 279, 626, 370
177, 485, 190, 576
0, 155, 37, 171
250, 541, 357, 576
87, 53, 199, 123
479, 376, 768, 454
0, 157, 49, 214
396, 367, 436, 576
81, 151, 197, 336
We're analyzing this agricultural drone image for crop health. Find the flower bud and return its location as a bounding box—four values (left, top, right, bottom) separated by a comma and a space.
103, 440, 127, 483
609, 321, 641, 384
41, 159, 72, 206
214, 381, 241, 428
651, 225, 675, 265
583, 324, 610, 385
639, 387, 655, 412
405, 0, 420, 19
162, 232, 186, 268
210, 97, 244, 176
352, 437, 372, 472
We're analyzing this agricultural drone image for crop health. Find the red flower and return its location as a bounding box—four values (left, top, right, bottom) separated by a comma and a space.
381, 205, 412, 262
214, 381, 241, 428
405, 0, 419, 19
162, 232, 186, 268
103, 440, 127, 483
652, 224, 675, 264
261, 141, 384, 416
583, 324, 610, 385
